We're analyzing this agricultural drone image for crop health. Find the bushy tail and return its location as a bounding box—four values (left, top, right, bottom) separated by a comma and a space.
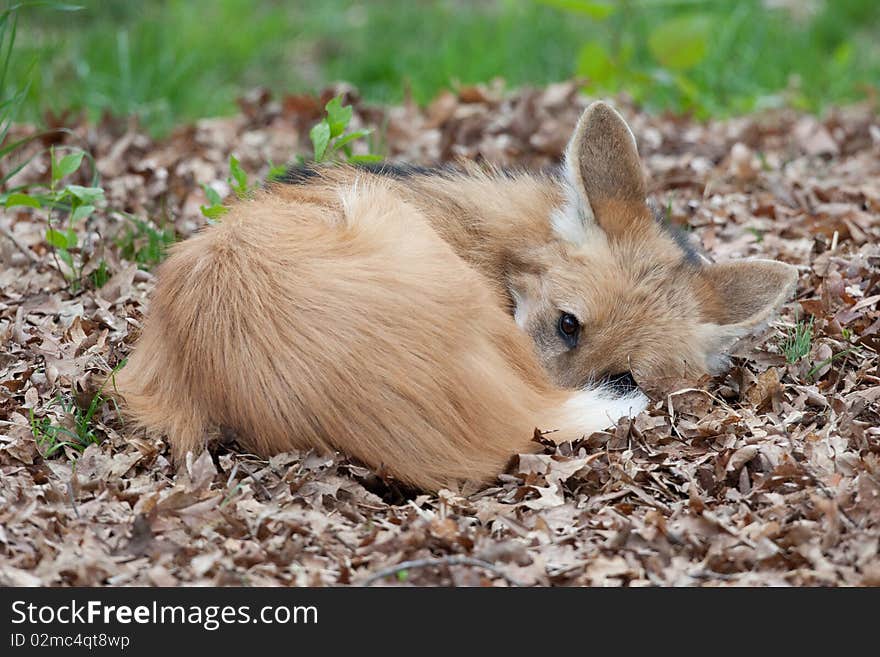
115, 205, 315, 460
115, 228, 236, 458
115, 315, 209, 457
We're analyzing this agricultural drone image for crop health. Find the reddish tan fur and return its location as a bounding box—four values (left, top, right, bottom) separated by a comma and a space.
117, 102, 797, 490
118, 184, 590, 489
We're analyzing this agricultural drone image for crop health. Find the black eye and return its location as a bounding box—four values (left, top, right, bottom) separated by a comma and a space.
557, 312, 580, 348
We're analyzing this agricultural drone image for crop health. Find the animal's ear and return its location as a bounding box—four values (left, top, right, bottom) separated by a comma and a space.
699, 259, 799, 327
696, 260, 798, 368
555, 101, 649, 242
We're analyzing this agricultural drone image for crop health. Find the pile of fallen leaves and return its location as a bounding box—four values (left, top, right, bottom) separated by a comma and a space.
1, 82, 878, 586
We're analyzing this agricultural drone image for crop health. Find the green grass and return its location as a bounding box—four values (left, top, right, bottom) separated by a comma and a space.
116, 216, 176, 270
30, 389, 107, 457
29, 362, 125, 458
8, 0, 880, 135
783, 317, 814, 364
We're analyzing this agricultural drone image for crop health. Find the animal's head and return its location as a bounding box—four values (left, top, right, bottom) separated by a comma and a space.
509, 101, 798, 391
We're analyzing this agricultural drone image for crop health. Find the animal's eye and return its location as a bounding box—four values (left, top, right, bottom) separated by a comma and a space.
557, 312, 580, 348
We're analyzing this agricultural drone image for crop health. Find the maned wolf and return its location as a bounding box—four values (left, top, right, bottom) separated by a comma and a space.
117, 101, 797, 490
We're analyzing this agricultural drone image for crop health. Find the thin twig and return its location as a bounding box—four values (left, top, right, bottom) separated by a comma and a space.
235, 458, 272, 501
0, 224, 36, 262
361, 556, 524, 587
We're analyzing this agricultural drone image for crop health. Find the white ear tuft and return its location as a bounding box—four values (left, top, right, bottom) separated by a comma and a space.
550, 162, 596, 244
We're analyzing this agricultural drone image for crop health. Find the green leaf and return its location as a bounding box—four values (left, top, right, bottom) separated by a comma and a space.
648, 14, 712, 71
52, 151, 85, 183
58, 249, 74, 270
200, 204, 228, 220
576, 41, 615, 86
45, 224, 78, 250
5, 192, 40, 208
228, 155, 249, 198
71, 204, 95, 222
537, 0, 614, 20
325, 96, 353, 138
201, 183, 224, 206
347, 154, 383, 164
265, 161, 288, 182
46, 228, 69, 249
332, 129, 371, 151
310, 120, 332, 162
65, 185, 105, 204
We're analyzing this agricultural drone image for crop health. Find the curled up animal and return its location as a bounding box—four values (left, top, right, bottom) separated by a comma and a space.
116, 101, 797, 491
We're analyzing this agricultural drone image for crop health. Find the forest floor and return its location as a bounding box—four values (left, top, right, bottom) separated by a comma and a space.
1, 83, 878, 586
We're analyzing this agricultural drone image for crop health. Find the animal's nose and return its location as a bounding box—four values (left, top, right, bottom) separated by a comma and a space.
602, 371, 639, 394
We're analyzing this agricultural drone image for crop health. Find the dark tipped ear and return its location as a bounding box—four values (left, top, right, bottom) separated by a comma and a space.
699, 259, 799, 328
561, 101, 649, 237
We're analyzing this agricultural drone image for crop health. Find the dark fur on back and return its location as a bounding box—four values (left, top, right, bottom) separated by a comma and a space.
648, 200, 703, 266
282, 162, 701, 265
280, 162, 442, 184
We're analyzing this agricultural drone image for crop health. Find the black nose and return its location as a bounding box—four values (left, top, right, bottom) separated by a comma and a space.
602, 371, 638, 394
